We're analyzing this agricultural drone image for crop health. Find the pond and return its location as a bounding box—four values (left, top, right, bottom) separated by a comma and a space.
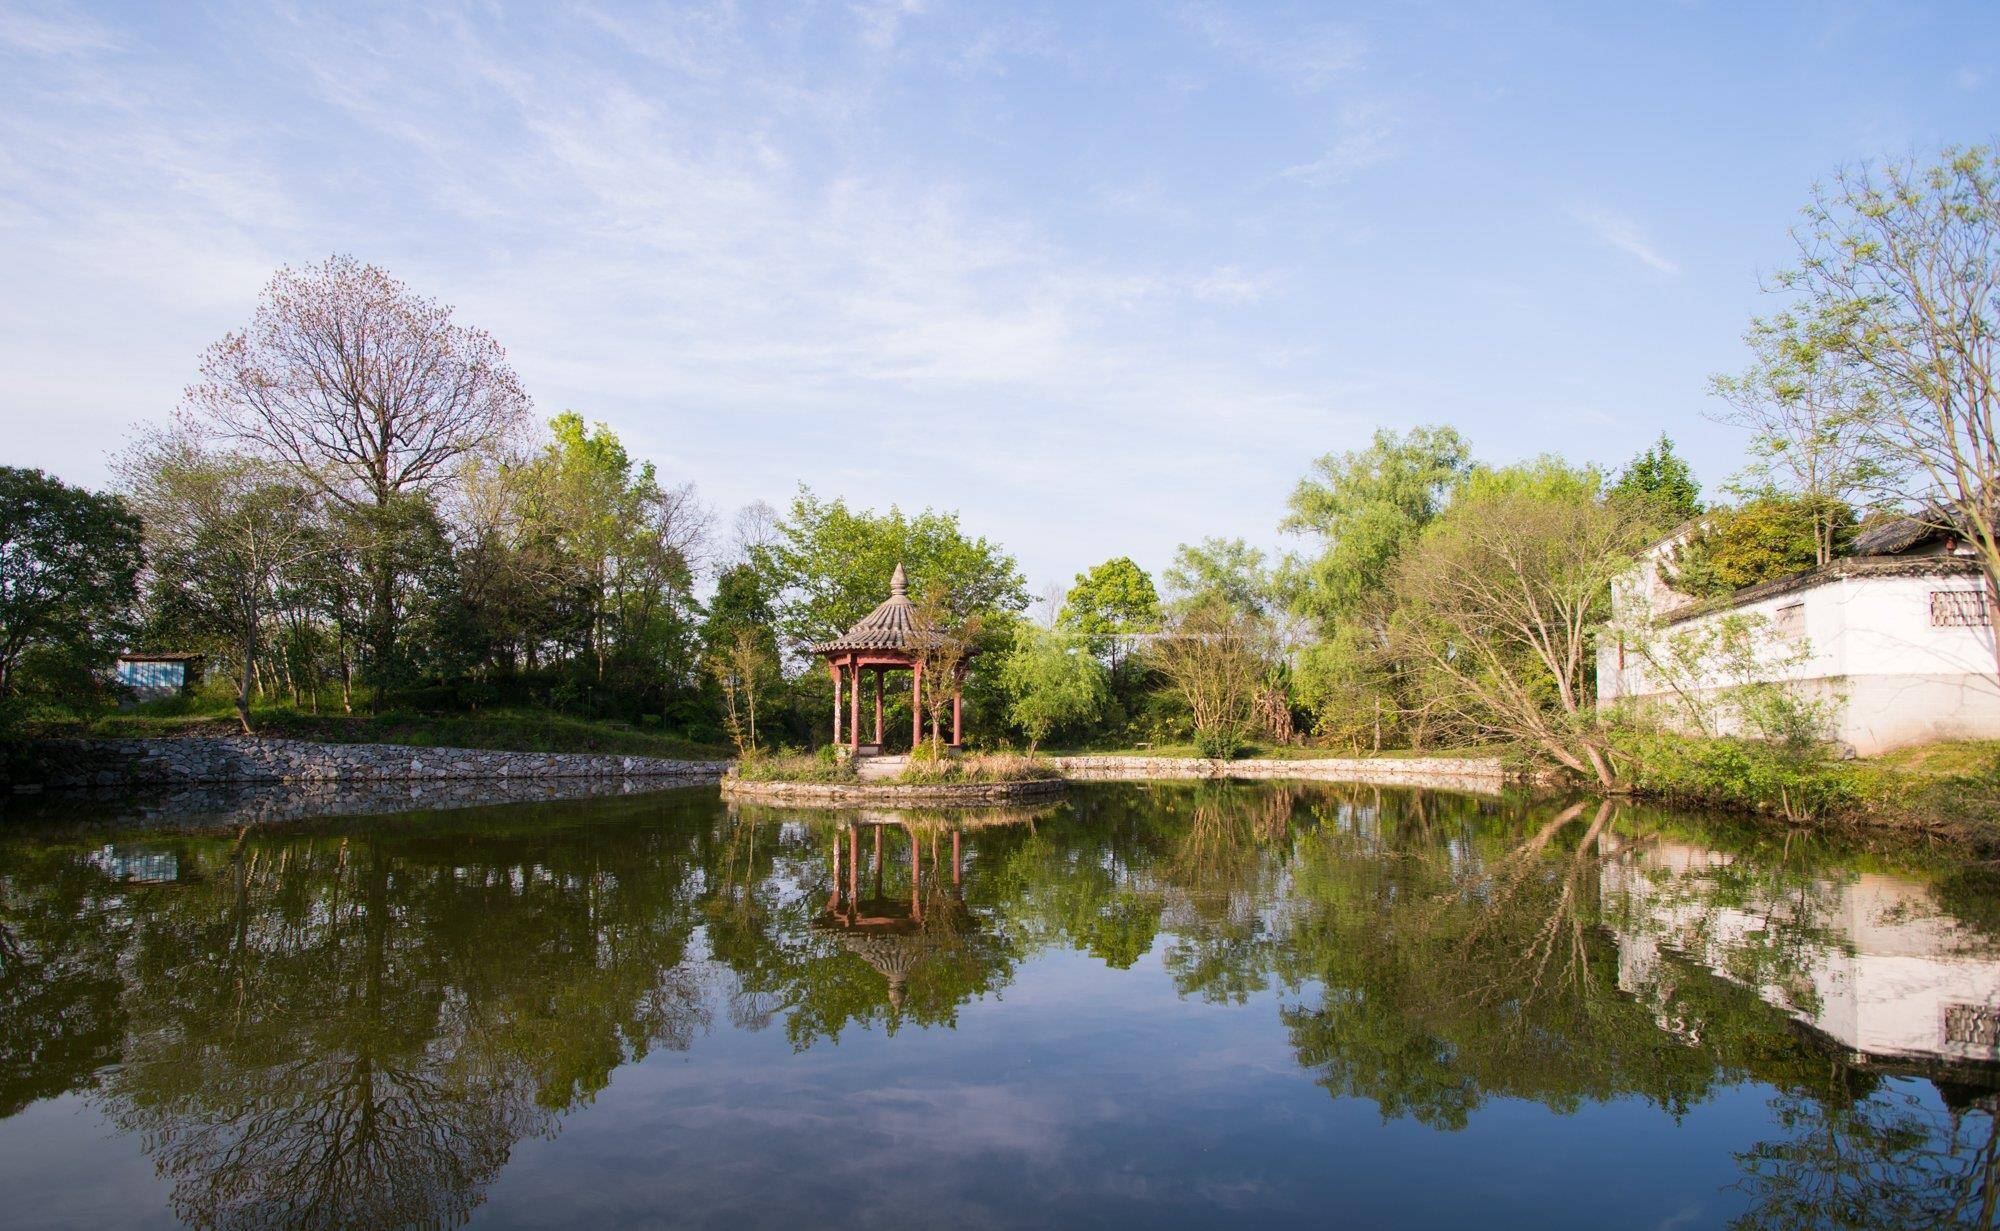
0, 781, 1995, 1229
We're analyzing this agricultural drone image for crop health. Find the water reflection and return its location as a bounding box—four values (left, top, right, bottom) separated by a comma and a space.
0, 783, 1994, 1229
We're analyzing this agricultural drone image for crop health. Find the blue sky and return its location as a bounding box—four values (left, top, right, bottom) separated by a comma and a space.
2, 1, 1995, 597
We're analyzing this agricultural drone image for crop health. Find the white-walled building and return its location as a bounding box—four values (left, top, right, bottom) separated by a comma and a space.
1597, 516, 2000, 755
1601, 835, 2000, 1068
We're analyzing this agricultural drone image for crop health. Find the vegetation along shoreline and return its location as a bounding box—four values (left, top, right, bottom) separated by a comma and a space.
6, 144, 2000, 860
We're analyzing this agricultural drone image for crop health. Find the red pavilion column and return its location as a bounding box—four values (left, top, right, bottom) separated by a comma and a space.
848, 663, 861, 752
828, 661, 841, 746
951, 690, 962, 746
873, 667, 884, 744
910, 662, 923, 749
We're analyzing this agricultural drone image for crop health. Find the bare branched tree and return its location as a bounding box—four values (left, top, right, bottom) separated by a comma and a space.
1392, 470, 1649, 788
117, 427, 322, 734
1780, 146, 2000, 671
184, 256, 532, 690
1708, 309, 1888, 565
708, 627, 774, 755
1151, 601, 1267, 759
907, 583, 980, 747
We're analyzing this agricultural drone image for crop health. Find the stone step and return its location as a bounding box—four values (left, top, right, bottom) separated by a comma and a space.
856, 755, 909, 782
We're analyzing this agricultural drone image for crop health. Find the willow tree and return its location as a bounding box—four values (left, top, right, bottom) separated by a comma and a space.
185, 256, 531, 698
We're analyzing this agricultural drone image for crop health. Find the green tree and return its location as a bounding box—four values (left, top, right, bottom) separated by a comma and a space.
1282, 425, 1470, 623
0, 467, 141, 706
1162, 537, 1274, 618
750, 487, 1026, 650
1607, 434, 1703, 527
1666, 495, 1853, 597
1057, 556, 1160, 680
1391, 460, 1648, 786
704, 563, 778, 659
117, 430, 324, 734
998, 625, 1110, 751
1280, 426, 1469, 746
1057, 557, 1160, 638
1710, 312, 1884, 567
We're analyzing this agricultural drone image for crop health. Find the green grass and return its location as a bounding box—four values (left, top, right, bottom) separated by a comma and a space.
1861, 739, 2000, 780
49, 694, 732, 760
1615, 730, 2000, 852
1842, 740, 2000, 851
1040, 740, 1512, 761
894, 752, 1060, 785
733, 751, 855, 783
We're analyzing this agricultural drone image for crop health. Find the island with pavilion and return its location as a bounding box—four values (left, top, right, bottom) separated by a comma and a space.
719, 564, 1065, 805
814, 562, 963, 756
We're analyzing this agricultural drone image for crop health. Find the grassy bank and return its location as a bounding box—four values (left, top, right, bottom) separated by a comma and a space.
18, 694, 732, 760
1040, 741, 1512, 762
1620, 733, 2000, 852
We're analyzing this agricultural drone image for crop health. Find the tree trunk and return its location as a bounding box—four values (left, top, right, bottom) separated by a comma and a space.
1985, 567, 2000, 684
236, 598, 258, 736
367, 544, 396, 715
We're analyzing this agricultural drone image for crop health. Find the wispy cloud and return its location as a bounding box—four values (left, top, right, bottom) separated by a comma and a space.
0, 1, 120, 56
1281, 102, 1400, 186
1572, 207, 1680, 275
1175, 1, 1362, 93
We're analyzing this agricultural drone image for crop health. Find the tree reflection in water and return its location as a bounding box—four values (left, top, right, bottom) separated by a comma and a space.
0, 782, 1994, 1229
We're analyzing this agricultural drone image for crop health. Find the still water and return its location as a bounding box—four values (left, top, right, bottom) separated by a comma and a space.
1, 781, 1995, 1229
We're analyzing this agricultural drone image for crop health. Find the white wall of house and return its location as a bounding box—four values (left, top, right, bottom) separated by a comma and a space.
1603, 837, 2000, 1066
1598, 550, 2000, 754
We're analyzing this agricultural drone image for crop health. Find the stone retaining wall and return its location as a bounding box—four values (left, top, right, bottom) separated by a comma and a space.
1046, 755, 1507, 793
1, 773, 710, 834
8, 736, 727, 790
720, 775, 1066, 807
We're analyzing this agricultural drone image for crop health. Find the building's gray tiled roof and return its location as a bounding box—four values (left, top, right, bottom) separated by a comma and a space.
814, 563, 943, 654
1851, 512, 1950, 556
1662, 554, 1983, 625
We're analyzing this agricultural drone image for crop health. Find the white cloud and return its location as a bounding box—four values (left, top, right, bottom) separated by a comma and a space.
1572, 208, 1680, 275
852, 0, 927, 51
1956, 67, 1986, 91
0, 1, 120, 56
1175, 1, 1362, 93
1280, 102, 1400, 186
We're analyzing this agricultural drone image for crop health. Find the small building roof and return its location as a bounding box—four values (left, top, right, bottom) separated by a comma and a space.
815, 563, 943, 655
117, 651, 204, 663
1851, 512, 1955, 557
1663, 554, 1983, 626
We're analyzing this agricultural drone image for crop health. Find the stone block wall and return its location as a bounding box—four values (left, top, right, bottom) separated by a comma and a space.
1044, 755, 1507, 793
7, 736, 727, 789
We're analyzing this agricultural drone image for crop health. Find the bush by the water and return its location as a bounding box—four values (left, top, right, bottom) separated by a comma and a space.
733, 747, 857, 783
895, 744, 1059, 786
1613, 728, 1856, 820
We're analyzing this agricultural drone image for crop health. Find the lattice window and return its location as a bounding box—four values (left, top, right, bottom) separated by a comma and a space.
1943, 1003, 1999, 1048
1774, 602, 1805, 640
1930, 590, 1991, 628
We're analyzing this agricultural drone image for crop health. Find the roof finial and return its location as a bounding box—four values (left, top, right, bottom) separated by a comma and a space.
889, 561, 907, 598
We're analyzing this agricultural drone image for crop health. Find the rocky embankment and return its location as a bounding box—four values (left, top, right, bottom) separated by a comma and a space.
6, 736, 727, 789
1045, 754, 1507, 793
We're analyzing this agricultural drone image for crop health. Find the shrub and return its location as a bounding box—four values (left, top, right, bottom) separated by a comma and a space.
1612, 726, 1856, 820
1192, 727, 1246, 760
895, 750, 1059, 785
732, 747, 856, 783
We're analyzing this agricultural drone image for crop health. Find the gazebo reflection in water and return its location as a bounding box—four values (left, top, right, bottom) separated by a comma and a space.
810, 809, 1031, 1014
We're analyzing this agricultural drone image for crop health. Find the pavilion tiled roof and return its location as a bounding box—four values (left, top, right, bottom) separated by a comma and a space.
814, 563, 942, 654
